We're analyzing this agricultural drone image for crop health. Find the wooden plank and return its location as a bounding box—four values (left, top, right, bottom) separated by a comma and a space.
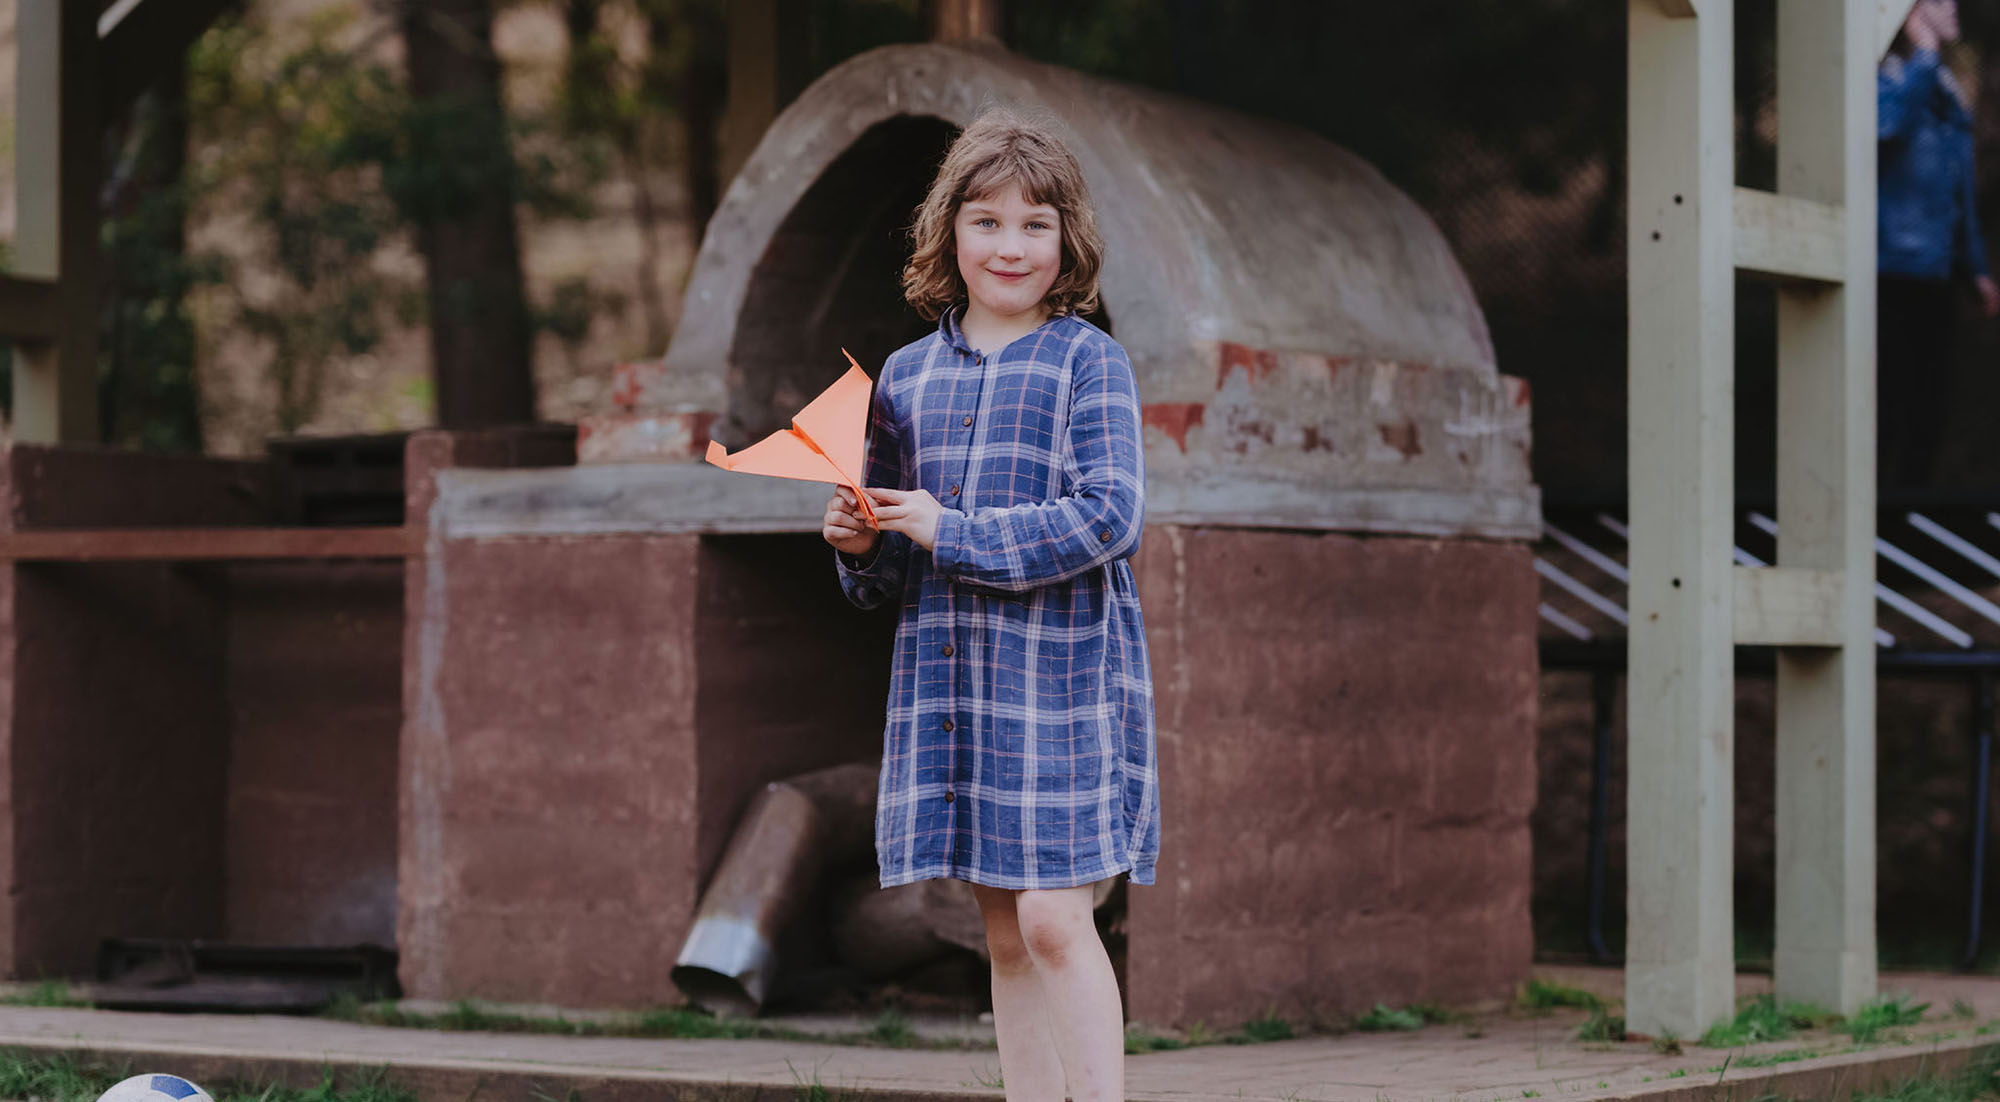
0, 274, 59, 342
1771, 0, 1878, 1016
1734, 565, 1845, 645
13, 0, 100, 443
1734, 187, 1848, 283
1625, 0, 1739, 1040
0, 527, 415, 562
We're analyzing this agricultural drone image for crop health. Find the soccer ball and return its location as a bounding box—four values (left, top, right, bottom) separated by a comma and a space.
95, 1074, 214, 1102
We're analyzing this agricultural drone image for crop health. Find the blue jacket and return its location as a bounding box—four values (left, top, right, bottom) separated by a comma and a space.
1879, 49, 1989, 281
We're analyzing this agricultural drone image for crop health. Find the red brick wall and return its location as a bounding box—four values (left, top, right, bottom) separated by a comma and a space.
0, 447, 260, 976
224, 562, 402, 946
1125, 526, 1539, 1028
399, 532, 703, 1004
692, 534, 894, 886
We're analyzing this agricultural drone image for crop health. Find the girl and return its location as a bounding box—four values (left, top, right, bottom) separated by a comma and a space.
821, 107, 1158, 1102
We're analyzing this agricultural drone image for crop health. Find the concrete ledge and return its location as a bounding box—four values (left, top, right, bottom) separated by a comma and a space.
432, 463, 1542, 541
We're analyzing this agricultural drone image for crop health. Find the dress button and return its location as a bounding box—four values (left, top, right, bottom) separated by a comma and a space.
945, 790, 956, 804
1099, 530, 1112, 543
963, 415, 974, 427
941, 644, 954, 657
942, 717, 955, 732
950, 485, 960, 496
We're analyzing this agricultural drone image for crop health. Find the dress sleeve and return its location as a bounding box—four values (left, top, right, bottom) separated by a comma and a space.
1880, 49, 1941, 141
930, 339, 1145, 593
836, 367, 912, 609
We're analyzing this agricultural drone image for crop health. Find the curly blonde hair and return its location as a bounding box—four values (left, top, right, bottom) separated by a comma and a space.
902, 107, 1103, 321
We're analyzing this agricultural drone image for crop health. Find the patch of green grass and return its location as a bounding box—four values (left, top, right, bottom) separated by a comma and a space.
0, 981, 90, 1009
1575, 1009, 1626, 1042
1698, 994, 1837, 1047
1232, 1008, 1296, 1043
1517, 979, 1603, 1012
1843, 994, 1929, 1044
1853, 1052, 2000, 1102
1354, 1003, 1426, 1032
865, 1009, 913, 1047
322, 998, 981, 1051
1650, 1029, 1683, 1055
1952, 998, 1978, 1021
1123, 1028, 1186, 1054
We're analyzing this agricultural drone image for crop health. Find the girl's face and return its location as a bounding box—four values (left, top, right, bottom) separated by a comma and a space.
954, 182, 1062, 323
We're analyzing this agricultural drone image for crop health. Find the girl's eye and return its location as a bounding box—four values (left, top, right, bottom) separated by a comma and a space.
975, 218, 997, 229
1028, 221, 1052, 231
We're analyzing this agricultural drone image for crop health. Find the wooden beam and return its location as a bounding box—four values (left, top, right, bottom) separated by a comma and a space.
1734, 187, 1848, 283
1625, 0, 1738, 1041
14, 0, 100, 444
0, 275, 60, 342
1734, 566, 1846, 645
98, 0, 238, 114
0, 526, 415, 562
931, 0, 1004, 41
1771, 0, 1878, 1016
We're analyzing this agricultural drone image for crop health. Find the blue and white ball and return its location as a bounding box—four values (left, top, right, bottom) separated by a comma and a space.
96, 1074, 214, 1102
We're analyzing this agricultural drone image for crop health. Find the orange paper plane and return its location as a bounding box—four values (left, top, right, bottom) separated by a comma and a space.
706, 349, 878, 524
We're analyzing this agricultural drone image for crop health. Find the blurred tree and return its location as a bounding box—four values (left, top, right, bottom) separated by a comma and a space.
99, 77, 213, 451
398, 0, 538, 427
186, 7, 417, 437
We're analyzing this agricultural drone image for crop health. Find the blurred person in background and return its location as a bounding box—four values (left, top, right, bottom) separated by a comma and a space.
1879, 0, 2000, 492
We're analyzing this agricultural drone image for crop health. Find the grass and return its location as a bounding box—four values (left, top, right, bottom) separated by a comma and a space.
0, 1050, 418, 1102
322, 995, 983, 1051
1698, 994, 1839, 1048
0, 981, 90, 1009
1575, 1009, 1626, 1042
1355, 1003, 1425, 1032
1517, 979, 1603, 1012
1844, 994, 1930, 1044
1852, 1052, 2000, 1102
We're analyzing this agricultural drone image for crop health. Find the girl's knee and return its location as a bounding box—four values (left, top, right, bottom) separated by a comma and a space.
973, 885, 1035, 975
1013, 889, 1096, 968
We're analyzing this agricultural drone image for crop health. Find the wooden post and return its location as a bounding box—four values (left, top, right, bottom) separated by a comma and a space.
1771, 0, 1878, 1015
719, 0, 809, 188
1625, 0, 1739, 1039
13, 0, 100, 443
930, 0, 1003, 42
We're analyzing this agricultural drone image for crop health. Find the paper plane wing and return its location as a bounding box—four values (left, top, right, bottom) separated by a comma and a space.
790, 352, 873, 483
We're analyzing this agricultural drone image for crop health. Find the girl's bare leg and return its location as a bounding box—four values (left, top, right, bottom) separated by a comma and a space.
1014, 883, 1124, 1102
972, 884, 1067, 1101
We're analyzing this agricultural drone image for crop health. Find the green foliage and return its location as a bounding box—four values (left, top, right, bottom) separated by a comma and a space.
1354, 1003, 1426, 1032
1698, 994, 1836, 1048
1518, 979, 1604, 1011
186, 8, 418, 434
1843, 994, 1928, 1044
1575, 1009, 1626, 1042
1854, 1052, 2000, 1102
323, 997, 984, 1050
0, 981, 91, 1009
1235, 1008, 1296, 1042
1123, 1027, 1186, 1054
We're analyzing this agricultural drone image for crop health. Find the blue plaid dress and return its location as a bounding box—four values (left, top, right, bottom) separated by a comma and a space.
837, 307, 1160, 891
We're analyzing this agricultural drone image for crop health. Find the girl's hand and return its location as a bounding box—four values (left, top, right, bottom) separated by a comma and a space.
823, 487, 879, 557
868, 487, 945, 551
